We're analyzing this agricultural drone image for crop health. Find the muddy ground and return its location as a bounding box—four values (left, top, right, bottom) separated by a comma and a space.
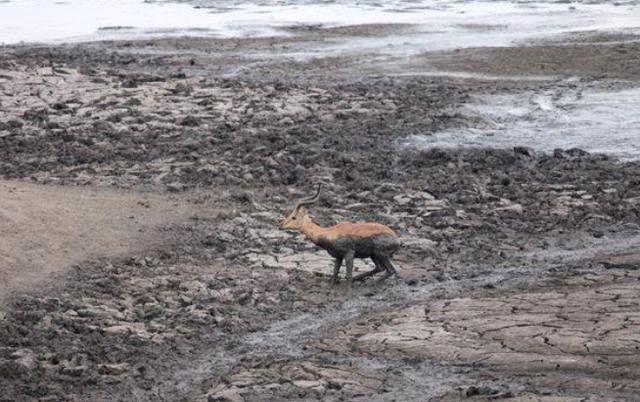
1, 26, 640, 401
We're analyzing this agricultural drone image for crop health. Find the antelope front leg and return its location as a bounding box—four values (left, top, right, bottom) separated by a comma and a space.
345, 252, 354, 288
331, 257, 343, 287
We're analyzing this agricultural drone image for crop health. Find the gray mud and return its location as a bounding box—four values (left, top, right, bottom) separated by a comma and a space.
1, 29, 640, 402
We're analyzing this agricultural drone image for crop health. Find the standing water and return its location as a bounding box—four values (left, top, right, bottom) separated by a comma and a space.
406, 86, 640, 161
1, 0, 640, 49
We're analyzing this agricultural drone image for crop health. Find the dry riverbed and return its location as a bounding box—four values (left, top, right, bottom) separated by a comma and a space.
1, 30, 640, 401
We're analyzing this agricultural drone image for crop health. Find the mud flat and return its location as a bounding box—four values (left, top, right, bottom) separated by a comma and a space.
1, 28, 640, 401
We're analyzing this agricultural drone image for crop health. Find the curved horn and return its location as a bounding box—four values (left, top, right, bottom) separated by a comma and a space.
293, 184, 321, 212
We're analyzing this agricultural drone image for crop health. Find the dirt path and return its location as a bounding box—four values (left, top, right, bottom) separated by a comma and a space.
0, 180, 199, 304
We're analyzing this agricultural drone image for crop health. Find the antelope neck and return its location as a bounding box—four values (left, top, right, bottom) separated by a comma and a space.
301, 216, 331, 244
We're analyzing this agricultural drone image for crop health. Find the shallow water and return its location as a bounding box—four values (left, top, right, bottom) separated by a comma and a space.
1, 0, 639, 50
406, 85, 640, 160
1, 1, 640, 161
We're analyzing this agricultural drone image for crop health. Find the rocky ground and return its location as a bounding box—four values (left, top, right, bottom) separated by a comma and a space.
1, 27, 640, 401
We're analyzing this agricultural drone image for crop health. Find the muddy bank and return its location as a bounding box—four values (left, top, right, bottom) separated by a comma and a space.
0, 181, 201, 304
1, 33, 640, 402
426, 40, 640, 81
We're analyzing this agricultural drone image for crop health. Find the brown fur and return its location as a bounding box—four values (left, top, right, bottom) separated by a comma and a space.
280, 207, 396, 242
306, 221, 396, 242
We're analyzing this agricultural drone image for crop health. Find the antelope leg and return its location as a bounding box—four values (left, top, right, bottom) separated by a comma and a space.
331, 257, 343, 286
345, 253, 354, 288
354, 257, 384, 282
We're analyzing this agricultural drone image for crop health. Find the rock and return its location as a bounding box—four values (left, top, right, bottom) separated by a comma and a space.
103, 325, 135, 335
464, 385, 502, 397
415, 191, 436, 200
207, 388, 245, 402
172, 82, 193, 95
403, 237, 437, 250
600, 252, 640, 270
278, 117, 294, 125
513, 146, 535, 157
0, 360, 28, 378
293, 380, 325, 389
7, 118, 25, 128
77, 308, 101, 318
566, 148, 589, 157
166, 182, 186, 192
142, 303, 164, 319
420, 200, 449, 212
393, 194, 412, 206
98, 363, 129, 376
203, 234, 228, 251
124, 97, 142, 106
92, 120, 114, 132
344, 202, 375, 212
10, 349, 37, 370
61, 365, 87, 377
493, 203, 524, 214
376, 182, 402, 193
180, 115, 201, 127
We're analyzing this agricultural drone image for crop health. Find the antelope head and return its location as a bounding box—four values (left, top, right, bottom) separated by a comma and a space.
279, 184, 321, 231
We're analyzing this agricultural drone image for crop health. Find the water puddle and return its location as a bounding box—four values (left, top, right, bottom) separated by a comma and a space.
406, 85, 640, 160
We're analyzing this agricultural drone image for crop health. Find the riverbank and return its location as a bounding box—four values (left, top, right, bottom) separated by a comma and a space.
1, 28, 640, 401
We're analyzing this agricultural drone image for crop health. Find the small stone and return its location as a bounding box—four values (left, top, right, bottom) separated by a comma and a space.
513, 146, 535, 157
0, 361, 28, 378
143, 303, 163, 319
10, 349, 37, 370
103, 325, 133, 335
494, 203, 523, 214
293, 380, 324, 389
61, 365, 86, 377
207, 388, 245, 402
393, 195, 412, 206
166, 182, 186, 192
278, 117, 294, 125
98, 363, 129, 376
465, 386, 480, 397
180, 115, 201, 127
8, 118, 25, 128
77, 308, 100, 318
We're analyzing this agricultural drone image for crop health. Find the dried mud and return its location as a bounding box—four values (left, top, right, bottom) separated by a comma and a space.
1, 32, 640, 402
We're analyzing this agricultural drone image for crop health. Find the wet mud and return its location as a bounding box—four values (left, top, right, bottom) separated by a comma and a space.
1, 31, 640, 401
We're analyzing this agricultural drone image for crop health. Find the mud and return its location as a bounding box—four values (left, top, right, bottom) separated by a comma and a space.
1, 30, 640, 401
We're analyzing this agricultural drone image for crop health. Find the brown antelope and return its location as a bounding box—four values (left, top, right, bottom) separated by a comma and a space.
279, 185, 401, 287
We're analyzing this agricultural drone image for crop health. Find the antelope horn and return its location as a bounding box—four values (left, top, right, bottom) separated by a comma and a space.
293, 184, 322, 212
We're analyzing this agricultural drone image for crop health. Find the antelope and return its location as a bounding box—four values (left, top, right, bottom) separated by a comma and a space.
279, 185, 401, 287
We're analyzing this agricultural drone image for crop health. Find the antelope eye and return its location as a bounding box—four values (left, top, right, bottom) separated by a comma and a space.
292, 217, 296, 220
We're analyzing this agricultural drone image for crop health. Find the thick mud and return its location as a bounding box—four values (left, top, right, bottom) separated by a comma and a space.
1, 32, 640, 401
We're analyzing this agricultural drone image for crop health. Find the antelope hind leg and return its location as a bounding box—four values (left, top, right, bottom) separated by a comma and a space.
353, 257, 384, 282
382, 257, 401, 279
374, 257, 399, 285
